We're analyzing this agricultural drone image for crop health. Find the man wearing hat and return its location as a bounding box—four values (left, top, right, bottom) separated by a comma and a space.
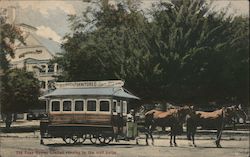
126, 109, 137, 139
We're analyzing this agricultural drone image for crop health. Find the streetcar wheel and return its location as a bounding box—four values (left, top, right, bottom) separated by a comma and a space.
89, 134, 98, 144
77, 134, 87, 143
98, 135, 113, 144
72, 135, 78, 144
63, 135, 78, 144
63, 136, 73, 144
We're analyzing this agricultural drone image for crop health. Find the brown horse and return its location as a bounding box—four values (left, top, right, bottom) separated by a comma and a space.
186, 105, 244, 148
144, 105, 194, 146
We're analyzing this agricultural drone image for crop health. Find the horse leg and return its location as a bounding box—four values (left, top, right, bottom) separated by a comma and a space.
145, 126, 150, 146
148, 124, 155, 146
170, 128, 173, 147
187, 130, 196, 147
192, 132, 196, 147
184, 115, 195, 147
170, 135, 173, 147
149, 131, 154, 145
215, 128, 223, 148
191, 126, 197, 147
171, 126, 177, 146
145, 133, 149, 145
147, 131, 154, 145
173, 135, 177, 147
187, 125, 193, 146
187, 122, 192, 146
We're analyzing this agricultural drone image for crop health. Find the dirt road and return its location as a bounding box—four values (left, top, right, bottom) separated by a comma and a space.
0, 133, 249, 157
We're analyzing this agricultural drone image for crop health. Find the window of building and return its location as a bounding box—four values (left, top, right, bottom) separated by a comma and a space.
40, 81, 46, 89
51, 100, 60, 112
63, 100, 72, 111
100, 100, 110, 112
75, 100, 84, 111
87, 100, 96, 111
40, 65, 46, 73
48, 64, 54, 73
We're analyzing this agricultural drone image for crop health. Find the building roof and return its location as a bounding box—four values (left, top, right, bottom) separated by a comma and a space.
32, 33, 61, 55
18, 23, 37, 31
25, 58, 50, 64
40, 87, 140, 100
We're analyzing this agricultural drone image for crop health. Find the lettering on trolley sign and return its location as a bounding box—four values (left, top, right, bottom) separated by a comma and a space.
55, 80, 124, 89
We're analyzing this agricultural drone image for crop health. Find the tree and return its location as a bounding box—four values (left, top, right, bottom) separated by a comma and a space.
56, 0, 160, 99
0, 18, 24, 72
150, 0, 249, 105
0, 12, 40, 128
1, 69, 40, 128
56, 0, 249, 106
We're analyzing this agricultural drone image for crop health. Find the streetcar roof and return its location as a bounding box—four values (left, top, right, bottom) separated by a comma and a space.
40, 87, 140, 100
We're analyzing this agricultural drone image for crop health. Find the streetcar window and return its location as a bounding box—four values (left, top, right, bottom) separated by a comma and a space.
123, 101, 127, 114
51, 101, 60, 111
113, 100, 117, 112
63, 100, 72, 111
87, 100, 96, 111
75, 100, 84, 111
100, 101, 110, 112
116, 101, 121, 113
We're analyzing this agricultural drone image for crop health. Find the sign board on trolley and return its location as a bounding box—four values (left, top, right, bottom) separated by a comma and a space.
55, 80, 124, 89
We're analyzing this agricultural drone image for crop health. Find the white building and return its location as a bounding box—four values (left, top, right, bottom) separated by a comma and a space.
2, 6, 62, 92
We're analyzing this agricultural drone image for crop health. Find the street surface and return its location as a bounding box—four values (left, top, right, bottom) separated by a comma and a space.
0, 132, 249, 157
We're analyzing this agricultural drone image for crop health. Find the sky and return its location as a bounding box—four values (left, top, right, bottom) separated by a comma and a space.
0, 0, 249, 43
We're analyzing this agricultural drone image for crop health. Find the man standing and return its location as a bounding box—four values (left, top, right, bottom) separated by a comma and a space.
127, 109, 137, 139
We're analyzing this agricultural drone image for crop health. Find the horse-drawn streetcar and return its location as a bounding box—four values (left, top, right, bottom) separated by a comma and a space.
39, 80, 140, 145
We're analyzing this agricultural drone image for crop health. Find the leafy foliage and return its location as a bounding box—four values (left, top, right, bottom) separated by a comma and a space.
56, 0, 249, 105
0, 23, 24, 72
1, 69, 40, 113
0, 14, 40, 127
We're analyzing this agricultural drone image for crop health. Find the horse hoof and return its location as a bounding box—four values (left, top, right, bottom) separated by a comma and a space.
152, 142, 154, 146
170, 144, 173, 147
217, 145, 222, 148
174, 144, 178, 147
193, 144, 196, 147
215, 141, 222, 148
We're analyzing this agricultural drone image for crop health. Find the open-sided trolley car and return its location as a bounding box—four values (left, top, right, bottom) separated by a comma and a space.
39, 80, 140, 145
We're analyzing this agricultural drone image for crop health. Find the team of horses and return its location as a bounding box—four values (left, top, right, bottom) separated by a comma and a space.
139, 104, 247, 148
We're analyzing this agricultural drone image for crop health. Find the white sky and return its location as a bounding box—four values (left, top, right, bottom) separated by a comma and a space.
1, 0, 248, 16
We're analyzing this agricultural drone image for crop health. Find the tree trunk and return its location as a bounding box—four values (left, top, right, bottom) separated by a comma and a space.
5, 113, 12, 130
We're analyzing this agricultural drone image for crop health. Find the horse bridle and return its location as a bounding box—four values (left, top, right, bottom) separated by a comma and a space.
222, 106, 240, 122
176, 107, 192, 123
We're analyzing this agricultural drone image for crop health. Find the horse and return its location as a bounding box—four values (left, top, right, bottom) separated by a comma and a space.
144, 105, 194, 146
186, 105, 245, 148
